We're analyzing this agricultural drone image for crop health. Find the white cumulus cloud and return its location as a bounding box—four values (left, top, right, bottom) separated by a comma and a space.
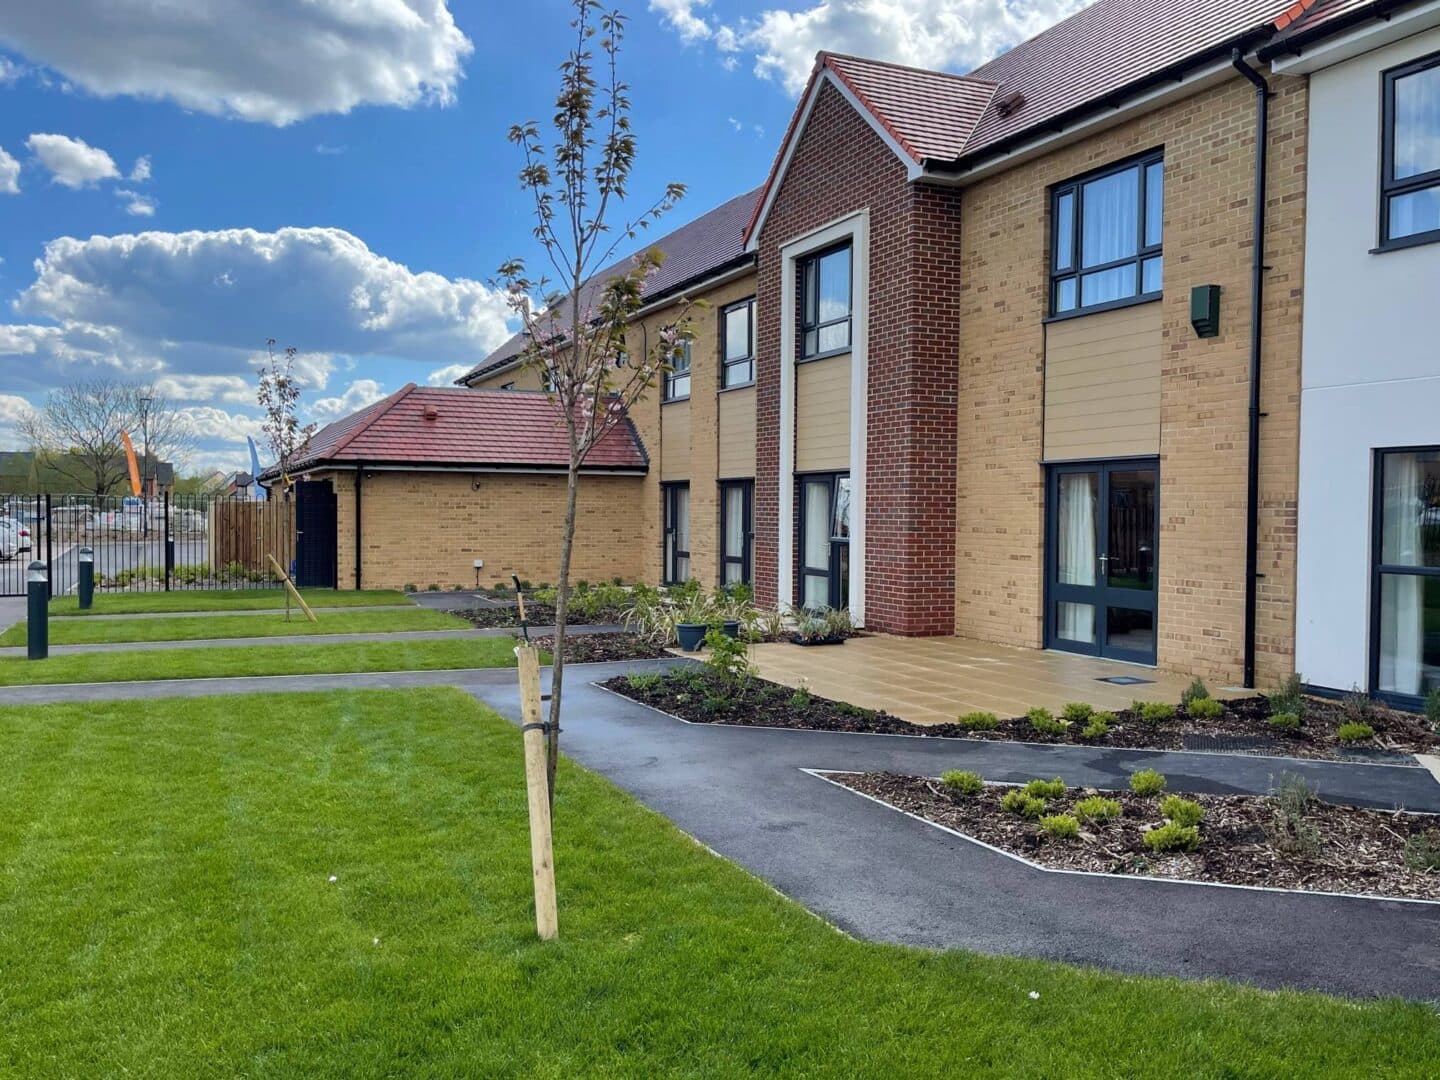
650, 0, 712, 42
0, 145, 18, 194
0, 1, 474, 125
129, 154, 150, 182
425, 363, 471, 386
26, 132, 120, 188
116, 188, 156, 216
173, 405, 265, 443
312, 379, 388, 421
153, 374, 254, 404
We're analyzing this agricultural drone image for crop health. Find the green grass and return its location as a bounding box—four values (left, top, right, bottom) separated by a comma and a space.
48, 588, 412, 617
0, 637, 523, 686
0, 608, 470, 647
1, 689, 1435, 1077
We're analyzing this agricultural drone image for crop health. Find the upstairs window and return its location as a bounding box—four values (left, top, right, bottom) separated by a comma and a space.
1381, 51, 1440, 248
799, 244, 851, 359
721, 298, 755, 387
1051, 152, 1163, 316
664, 341, 691, 401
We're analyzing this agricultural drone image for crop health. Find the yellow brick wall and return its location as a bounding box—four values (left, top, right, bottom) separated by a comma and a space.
956, 73, 1306, 685
322, 468, 649, 591
472, 364, 545, 392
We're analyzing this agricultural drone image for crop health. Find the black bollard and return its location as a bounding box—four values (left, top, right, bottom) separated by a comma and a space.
27, 561, 48, 661
78, 546, 94, 610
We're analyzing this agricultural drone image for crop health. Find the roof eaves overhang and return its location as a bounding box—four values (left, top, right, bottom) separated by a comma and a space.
1264, 0, 1440, 71
297, 460, 649, 476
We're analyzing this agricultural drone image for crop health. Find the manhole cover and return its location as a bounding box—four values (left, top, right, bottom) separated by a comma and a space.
1097, 675, 1153, 686
1181, 733, 1281, 754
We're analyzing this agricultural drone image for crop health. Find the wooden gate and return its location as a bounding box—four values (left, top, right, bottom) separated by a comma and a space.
208, 499, 295, 577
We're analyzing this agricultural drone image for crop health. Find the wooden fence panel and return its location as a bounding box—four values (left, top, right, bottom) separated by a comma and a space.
207, 499, 295, 575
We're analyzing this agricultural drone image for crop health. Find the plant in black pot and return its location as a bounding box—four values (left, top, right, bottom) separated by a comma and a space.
790, 605, 853, 646
673, 590, 718, 652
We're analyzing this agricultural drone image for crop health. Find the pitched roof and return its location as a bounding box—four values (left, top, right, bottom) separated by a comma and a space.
457, 188, 761, 386
267, 384, 649, 477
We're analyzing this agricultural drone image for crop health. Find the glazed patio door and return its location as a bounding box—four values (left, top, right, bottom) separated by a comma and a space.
798, 473, 850, 611
1047, 461, 1158, 664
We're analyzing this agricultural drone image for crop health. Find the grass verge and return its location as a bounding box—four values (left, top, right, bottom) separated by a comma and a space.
48, 588, 412, 617
0, 688, 1436, 1076
0, 608, 470, 647
0, 637, 523, 686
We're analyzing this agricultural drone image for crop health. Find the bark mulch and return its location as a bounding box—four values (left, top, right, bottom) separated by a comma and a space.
835, 771, 1440, 902
602, 669, 1439, 762
445, 604, 628, 629
530, 632, 671, 663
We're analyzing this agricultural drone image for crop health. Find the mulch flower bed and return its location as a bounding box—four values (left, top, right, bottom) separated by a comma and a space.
833, 771, 1440, 902
445, 604, 627, 629
602, 669, 1439, 762
530, 632, 671, 663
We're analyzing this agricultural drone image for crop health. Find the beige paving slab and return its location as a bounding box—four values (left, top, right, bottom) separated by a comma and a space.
744, 634, 1239, 727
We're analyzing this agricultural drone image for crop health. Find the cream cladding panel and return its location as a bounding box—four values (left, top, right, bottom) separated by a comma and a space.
795, 354, 852, 472
1044, 302, 1161, 461
660, 400, 691, 481
717, 387, 757, 478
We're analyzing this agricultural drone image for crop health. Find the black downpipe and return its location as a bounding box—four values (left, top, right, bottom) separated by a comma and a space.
1232, 50, 1269, 690
354, 465, 363, 590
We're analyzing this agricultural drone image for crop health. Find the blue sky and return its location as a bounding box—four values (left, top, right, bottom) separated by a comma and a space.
0, 0, 1080, 475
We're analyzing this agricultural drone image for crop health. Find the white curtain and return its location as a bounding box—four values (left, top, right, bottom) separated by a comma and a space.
1057, 473, 1096, 643
1379, 453, 1424, 695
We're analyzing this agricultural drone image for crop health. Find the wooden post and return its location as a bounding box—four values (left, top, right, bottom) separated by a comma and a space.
515, 642, 558, 941
265, 553, 318, 623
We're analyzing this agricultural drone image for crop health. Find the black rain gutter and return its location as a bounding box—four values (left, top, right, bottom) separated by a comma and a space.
1232, 49, 1270, 691
1258, 0, 1416, 60
354, 463, 364, 590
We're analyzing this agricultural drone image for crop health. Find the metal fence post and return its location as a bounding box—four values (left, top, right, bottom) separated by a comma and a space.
164, 491, 173, 591
43, 495, 52, 600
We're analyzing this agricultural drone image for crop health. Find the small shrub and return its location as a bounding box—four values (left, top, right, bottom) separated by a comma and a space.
1340, 686, 1376, 727
959, 711, 1000, 731
1268, 672, 1306, 720
1143, 821, 1200, 853
1403, 831, 1440, 873
1074, 796, 1122, 823
699, 693, 731, 715
1336, 721, 1375, 743
1268, 711, 1301, 733
1061, 702, 1094, 723
1129, 769, 1167, 796
1160, 795, 1205, 827
1271, 772, 1320, 857
703, 627, 753, 685
1132, 700, 1176, 725
403, 583, 417, 592
1187, 696, 1224, 720
1040, 814, 1081, 839
625, 672, 662, 692
1081, 711, 1114, 740
1180, 677, 1211, 709
789, 680, 813, 709
941, 770, 984, 797
1422, 686, 1440, 731
1026, 707, 1069, 737
1001, 790, 1048, 819
1023, 777, 1066, 800
426, 583, 440, 591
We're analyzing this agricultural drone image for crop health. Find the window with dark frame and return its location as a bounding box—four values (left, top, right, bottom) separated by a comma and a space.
663, 341, 691, 401
663, 482, 691, 584
798, 473, 850, 610
1381, 51, 1440, 249
1371, 447, 1440, 703
719, 479, 753, 586
721, 298, 755, 388
1050, 151, 1163, 316
798, 244, 852, 360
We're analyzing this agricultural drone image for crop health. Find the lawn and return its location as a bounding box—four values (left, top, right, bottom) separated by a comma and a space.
0, 688, 1435, 1077
0, 637, 523, 686
0, 607, 470, 647
48, 588, 413, 617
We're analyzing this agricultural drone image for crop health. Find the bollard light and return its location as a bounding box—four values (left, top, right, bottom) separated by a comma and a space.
26, 560, 48, 661
78, 545, 95, 610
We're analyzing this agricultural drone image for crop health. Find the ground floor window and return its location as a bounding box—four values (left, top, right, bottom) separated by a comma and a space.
663, 482, 690, 584
798, 473, 850, 610
1372, 448, 1440, 700
720, 479, 752, 587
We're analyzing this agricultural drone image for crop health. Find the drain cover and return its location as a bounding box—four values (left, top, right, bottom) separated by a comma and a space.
1181, 733, 1279, 754
1097, 675, 1153, 686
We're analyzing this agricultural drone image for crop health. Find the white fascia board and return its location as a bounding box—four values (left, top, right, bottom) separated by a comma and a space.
1270, 0, 1440, 74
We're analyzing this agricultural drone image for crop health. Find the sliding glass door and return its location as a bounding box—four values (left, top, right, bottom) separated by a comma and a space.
798, 473, 850, 610
1046, 460, 1158, 664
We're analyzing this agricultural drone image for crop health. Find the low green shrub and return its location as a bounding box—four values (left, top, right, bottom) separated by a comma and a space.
1039, 814, 1080, 839
1129, 769, 1167, 796
1272, 772, 1321, 857
1426, 687, 1440, 731
1268, 711, 1301, 732
1268, 672, 1306, 720
1336, 721, 1375, 743
1000, 790, 1048, 818
699, 694, 731, 715
941, 770, 984, 797
1023, 777, 1066, 800
1061, 702, 1094, 723
426, 583, 440, 592
403, 583, 417, 592
958, 711, 1000, 731
625, 672, 663, 692
1403, 831, 1440, 873
703, 627, 753, 685
789, 681, 813, 709
1180, 677, 1211, 709
1187, 696, 1224, 720
1026, 707, 1069, 737
1341, 686, 1376, 727
1144, 821, 1200, 853
1074, 796, 1122, 823
1160, 795, 1205, 827
1081, 711, 1115, 740
1132, 700, 1177, 725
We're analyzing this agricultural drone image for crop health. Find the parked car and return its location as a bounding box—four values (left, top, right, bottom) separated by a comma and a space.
0, 517, 26, 560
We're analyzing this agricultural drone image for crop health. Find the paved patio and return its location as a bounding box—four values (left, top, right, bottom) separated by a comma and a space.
745, 634, 1241, 725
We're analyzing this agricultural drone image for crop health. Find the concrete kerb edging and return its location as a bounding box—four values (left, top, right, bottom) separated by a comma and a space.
805, 768, 1440, 910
